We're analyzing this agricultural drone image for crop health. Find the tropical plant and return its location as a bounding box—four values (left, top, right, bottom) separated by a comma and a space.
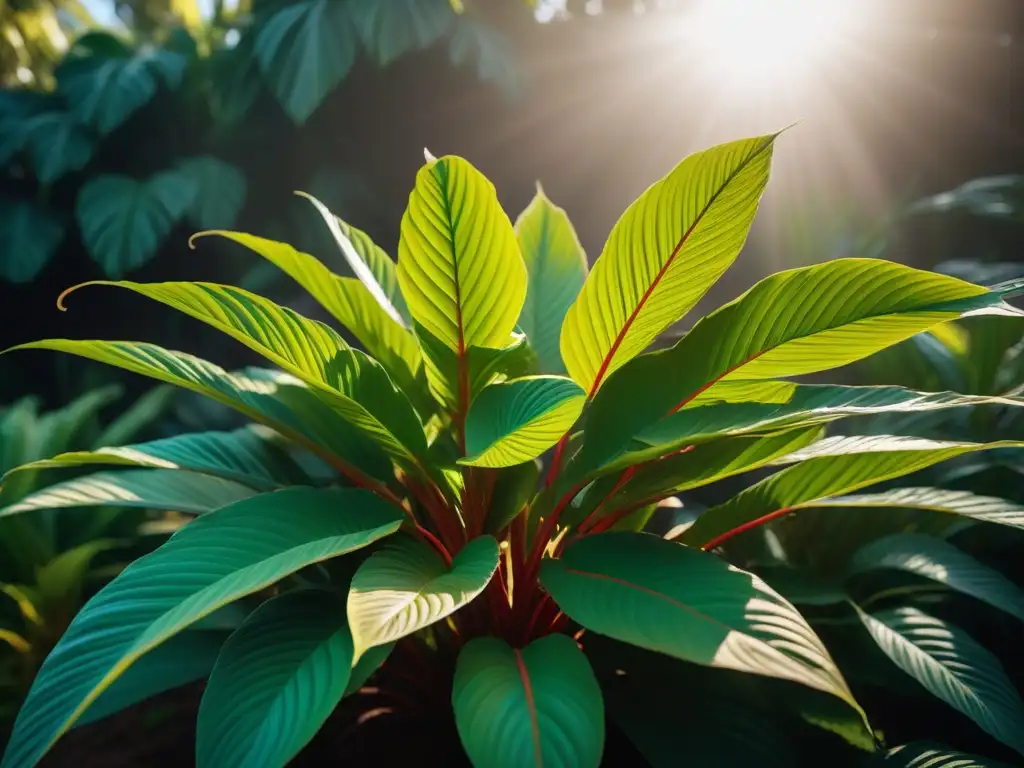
3, 132, 1024, 767
0, 382, 176, 722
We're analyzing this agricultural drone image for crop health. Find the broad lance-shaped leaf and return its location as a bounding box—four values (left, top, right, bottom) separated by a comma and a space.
857, 606, 1024, 757
191, 231, 421, 393
579, 259, 1024, 476
679, 437, 1024, 549
197, 590, 355, 768
515, 186, 587, 374
461, 377, 585, 468
2, 427, 309, 493
0, 488, 403, 768
847, 534, 1024, 622
0, 469, 256, 518
452, 634, 604, 768
3, 343, 391, 482
54, 281, 427, 465
871, 742, 1015, 768
613, 382, 1024, 470
347, 535, 498, 661
540, 533, 860, 712
814, 487, 1024, 530
561, 134, 777, 395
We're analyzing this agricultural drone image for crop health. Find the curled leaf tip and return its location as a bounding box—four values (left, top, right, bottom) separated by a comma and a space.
423, 147, 437, 164
56, 281, 102, 311
187, 231, 221, 250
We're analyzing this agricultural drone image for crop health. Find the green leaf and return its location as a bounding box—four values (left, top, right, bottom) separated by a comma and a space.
75, 172, 198, 276
4, 427, 309, 492
0, 203, 64, 284
869, 742, 1013, 767
55, 281, 427, 466
448, 17, 521, 96
398, 154, 526, 354
351, 0, 456, 65
22, 112, 94, 183
452, 634, 604, 768
847, 533, 1024, 622
484, 460, 540, 533
514, 186, 587, 374
345, 642, 393, 696
461, 376, 585, 467
177, 157, 247, 229
35, 539, 117, 604
255, 0, 356, 124
813, 488, 1024, 531
3, 343, 391, 482
195, 231, 421, 394
540, 532, 858, 709
561, 134, 776, 395
79, 630, 230, 726
856, 606, 1024, 757
197, 590, 354, 768
0, 487, 403, 768
347, 535, 498, 661
680, 437, 1024, 549
580, 259, 1023, 475
0, 469, 257, 518
95, 384, 178, 447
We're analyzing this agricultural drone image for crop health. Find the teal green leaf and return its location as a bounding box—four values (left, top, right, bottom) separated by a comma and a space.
462, 377, 585, 467
54, 281, 427, 465
22, 111, 93, 183
857, 606, 1024, 757
540, 533, 858, 709
484, 459, 540, 533
514, 186, 587, 374
196, 590, 354, 768
398, 154, 526, 353
561, 134, 776, 395
0, 469, 256, 518
194, 231, 421, 393
351, 0, 455, 65
347, 535, 498, 661
255, 0, 355, 124
847, 534, 1024, 621
870, 742, 1013, 767
79, 630, 230, 726
75, 172, 198, 276
0, 487, 403, 768
452, 634, 604, 768
345, 642, 394, 696
3, 343, 391, 482
3, 427, 309, 492
177, 157, 247, 229
581, 259, 1023, 475
0, 202, 65, 283
680, 437, 1024, 549
813, 488, 1024, 531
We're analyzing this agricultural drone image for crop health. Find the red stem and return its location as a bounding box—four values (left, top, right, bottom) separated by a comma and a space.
415, 524, 453, 566
700, 507, 793, 551
524, 481, 586, 583
544, 433, 570, 488
523, 594, 553, 642
576, 466, 636, 535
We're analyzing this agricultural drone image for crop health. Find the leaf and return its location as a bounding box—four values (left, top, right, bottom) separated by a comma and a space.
869, 742, 1014, 767
254, 0, 356, 124
813, 488, 1024, 531
351, 0, 456, 65
847, 534, 1024, 622
448, 17, 522, 96
95, 384, 178, 447
540, 532, 858, 710
196, 590, 354, 768
57, 45, 186, 134
347, 535, 498, 661
4, 427, 309, 492
35, 539, 117, 604
177, 157, 247, 229
75, 172, 198, 276
580, 259, 1024, 476
515, 186, 587, 374
22, 111, 93, 183
194, 231, 421, 393
55, 281, 427, 466
345, 642, 394, 696
452, 634, 604, 768
857, 606, 1024, 757
680, 437, 1024, 549
398, 154, 526, 355
0, 488, 403, 768
79, 630, 230, 726
561, 134, 776, 395
461, 376, 585, 467
484, 459, 540, 533
0, 203, 64, 284
0, 469, 257, 518
3, 343, 391, 482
